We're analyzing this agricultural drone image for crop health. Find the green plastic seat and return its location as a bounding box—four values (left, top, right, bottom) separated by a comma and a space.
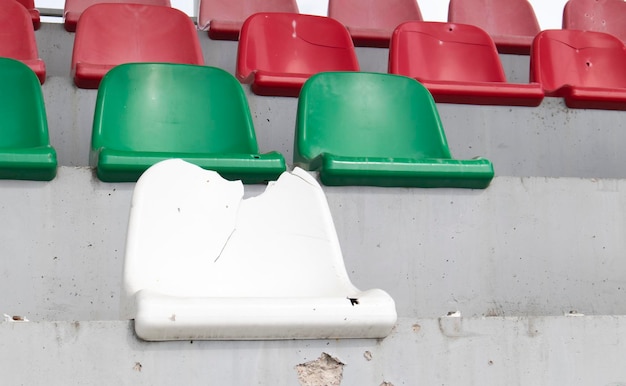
0, 58, 56, 181
91, 63, 286, 182
294, 72, 494, 188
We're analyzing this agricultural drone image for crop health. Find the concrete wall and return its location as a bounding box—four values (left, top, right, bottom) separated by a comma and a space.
2, 170, 626, 321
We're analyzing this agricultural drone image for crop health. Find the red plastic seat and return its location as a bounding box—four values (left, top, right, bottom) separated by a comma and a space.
63, 0, 172, 32
71, 3, 204, 89
0, 0, 45, 83
198, 0, 299, 40
14, 0, 40, 30
448, 0, 540, 54
328, 0, 422, 48
236, 13, 360, 97
389, 22, 543, 106
563, 0, 626, 44
530, 29, 626, 110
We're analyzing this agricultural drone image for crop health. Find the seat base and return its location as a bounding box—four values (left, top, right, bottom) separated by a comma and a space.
28, 9, 40, 30
133, 289, 396, 341
74, 62, 114, 89
21, 59, 46, 84
319, 155, 494, 189
562, 86, 626, 111
492, 35, 534, 55
250, 71, 311, 97
0, 147, 57, 181
422, 80, 544, 106
64, 11, 80, 32
94, 149, 286, 183
207, 20, 243, 40
347, 28, 392, 48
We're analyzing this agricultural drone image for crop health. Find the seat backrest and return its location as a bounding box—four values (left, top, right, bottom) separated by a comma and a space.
0, 58, 49, 148
125, 159, 355, 298
15, 0, 35, 7
0, 0, 39, 61
448, 0, 540, 53
530, 29, 626, 93
92, 63, 260, 155
237, 13, 359, 82
328, 0, 422, 33
295, 72, 451, 162
198, 0, 299, 31
71, 4, 203, 76
13, 0, 40, 29
389, 21, 507, 83
448, 0, 540, 36
563, 0, 626, 44
63, 0, 172, 32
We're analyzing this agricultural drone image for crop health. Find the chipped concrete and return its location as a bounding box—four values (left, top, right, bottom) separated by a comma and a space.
296, 353, 344, 386
439, 311, 464, 337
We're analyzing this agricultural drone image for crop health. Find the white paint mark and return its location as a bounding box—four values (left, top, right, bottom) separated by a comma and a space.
3, 314, 29, 322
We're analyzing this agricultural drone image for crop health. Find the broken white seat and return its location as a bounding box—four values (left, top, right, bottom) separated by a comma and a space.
121, 159, 397, 340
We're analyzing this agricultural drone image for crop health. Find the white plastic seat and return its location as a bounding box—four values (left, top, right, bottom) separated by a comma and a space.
121, 159, 397, 341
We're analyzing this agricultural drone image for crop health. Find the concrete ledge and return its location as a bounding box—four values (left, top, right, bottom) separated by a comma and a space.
1, 316, 625, 385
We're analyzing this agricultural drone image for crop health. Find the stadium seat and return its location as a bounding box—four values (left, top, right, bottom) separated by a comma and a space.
294, 72, 494, 188
563, 0, 626, 44
121, 159, 397, 341
389, 21, 544, 106
328, 0, 422, 48
15, 0, 40, 30
71, 4, 203, 89
198, 0, 299, 40
448, 0, 541, 54
63, 0, 172, 32
236, 13, 359, 97
530, 29, 626, 110
0, 0, 45, 83
91, 63, 286, 182
0, 58, 56, 181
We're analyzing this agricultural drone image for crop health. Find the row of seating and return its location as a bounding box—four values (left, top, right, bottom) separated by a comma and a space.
6, 3, 625, 110
391, 22, 626, 110
0, 58, 493, 188
77, 8, 626, 110
204, 0, 626, 54
20, 0, 626, 51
